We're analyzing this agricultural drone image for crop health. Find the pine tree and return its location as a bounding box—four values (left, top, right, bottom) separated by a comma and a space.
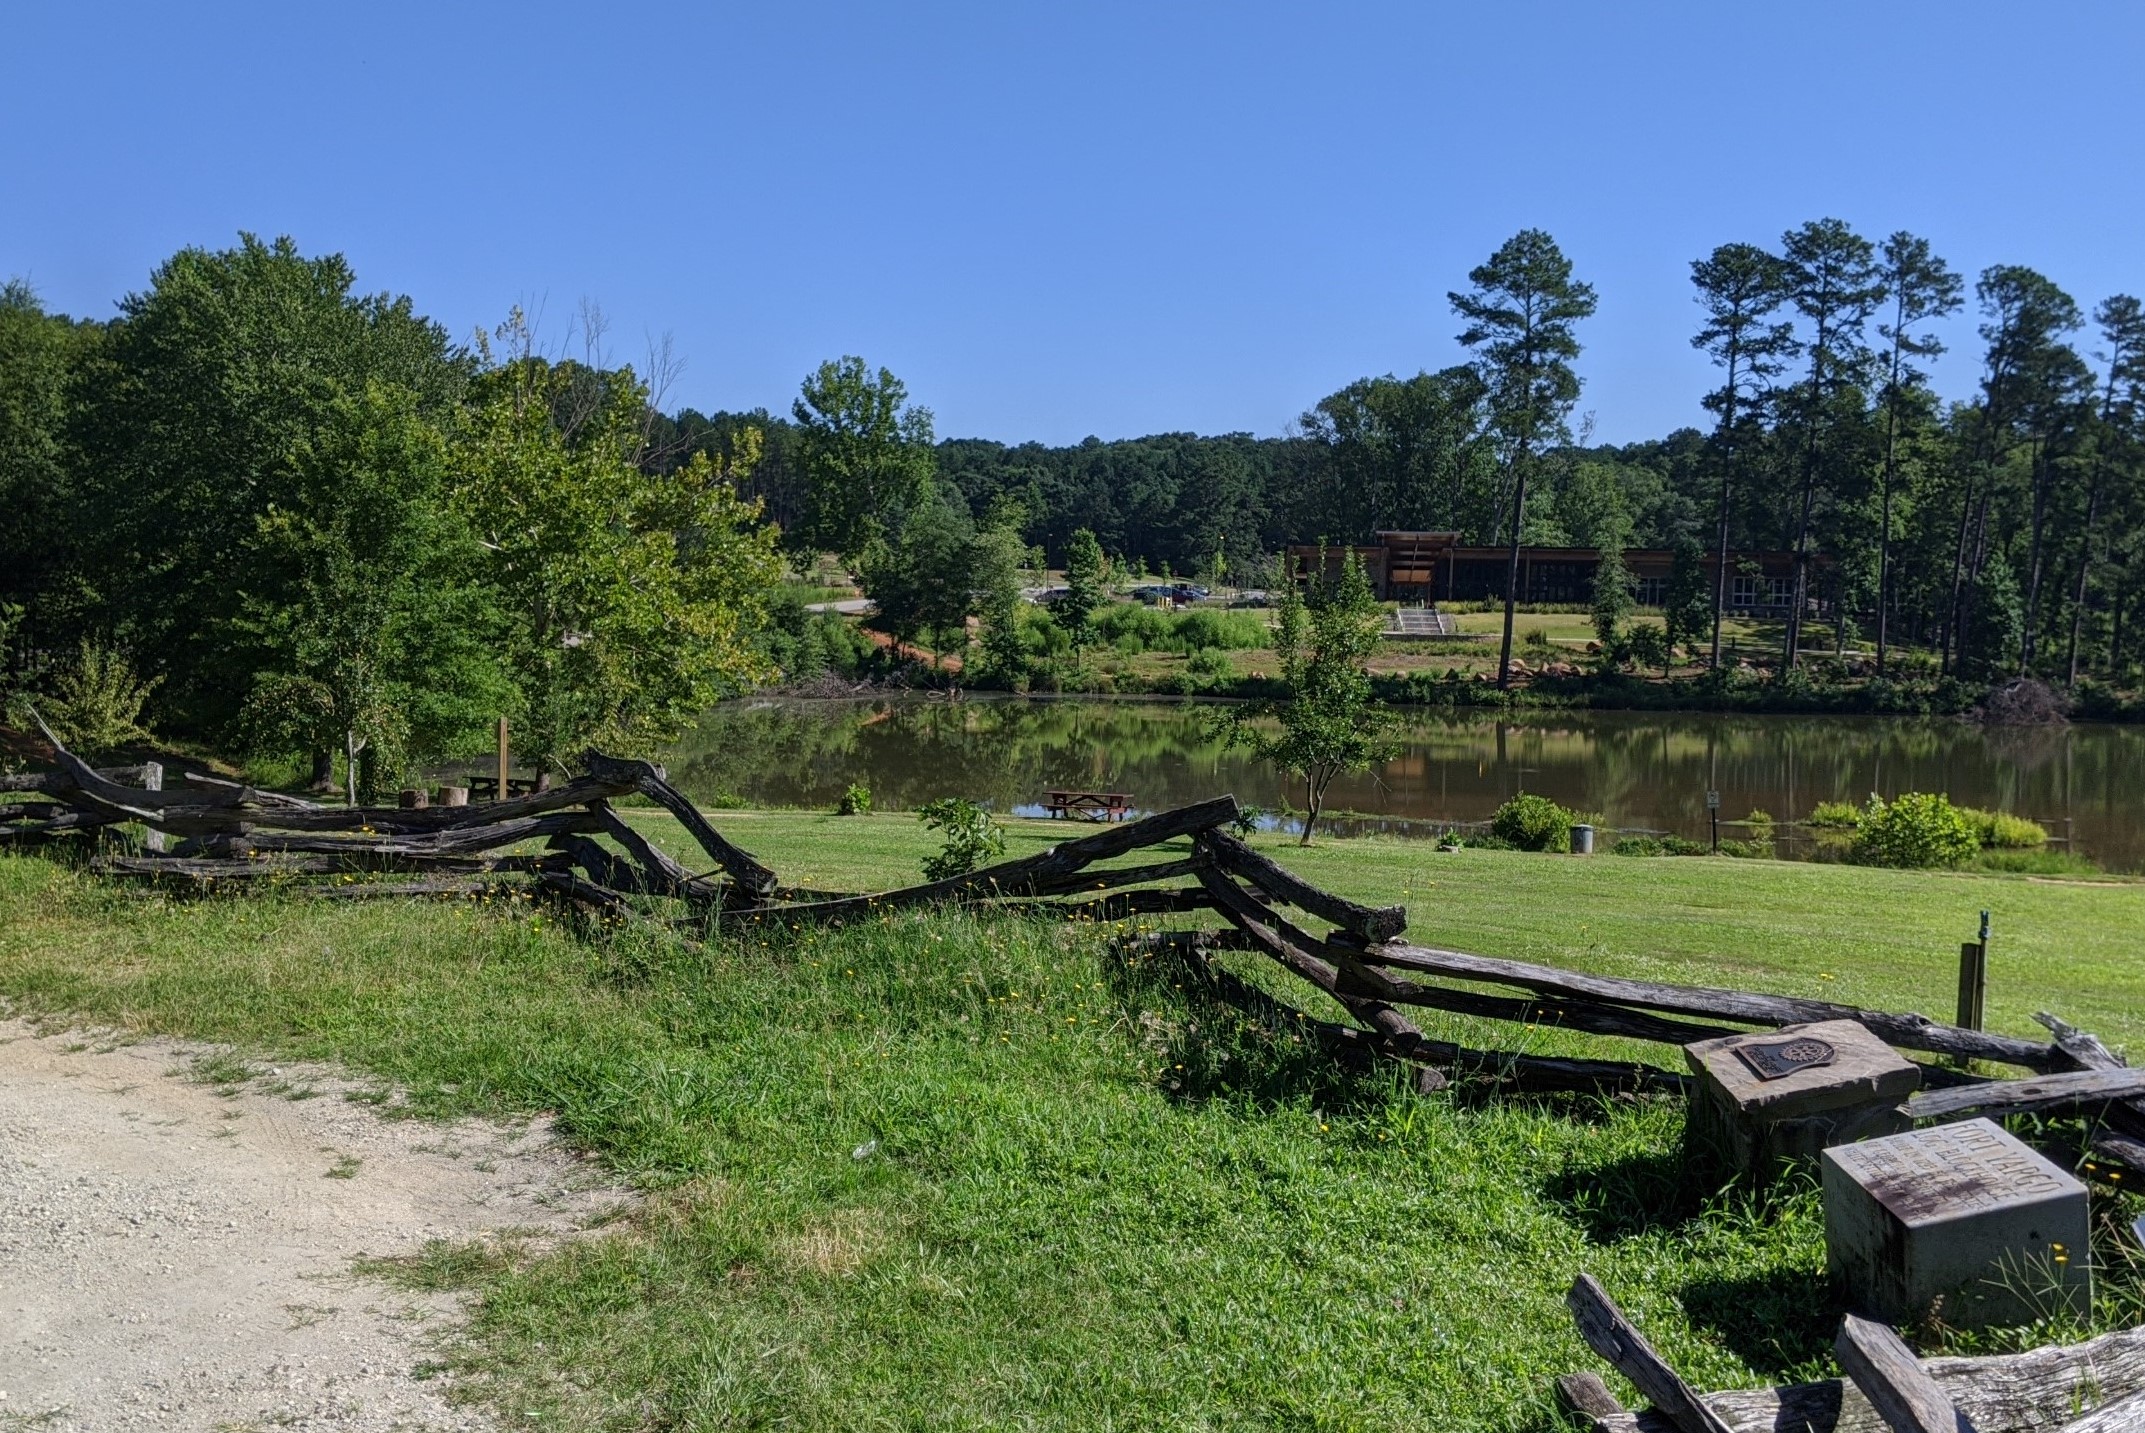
1872, 233, 1962, 675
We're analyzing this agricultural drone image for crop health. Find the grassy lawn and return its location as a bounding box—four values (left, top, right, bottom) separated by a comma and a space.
1, 824, 2140, 1432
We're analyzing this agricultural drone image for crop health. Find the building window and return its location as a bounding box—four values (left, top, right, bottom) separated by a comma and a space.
1770, 576, 1795, 608
1730, 575, 1759, 609
1636, 576, 1666, 607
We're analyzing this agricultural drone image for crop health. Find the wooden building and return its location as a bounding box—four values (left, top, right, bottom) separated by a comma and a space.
1285, 532, 1809, 615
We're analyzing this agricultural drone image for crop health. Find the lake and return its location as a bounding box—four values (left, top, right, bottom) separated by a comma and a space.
665, 697, 2145, 871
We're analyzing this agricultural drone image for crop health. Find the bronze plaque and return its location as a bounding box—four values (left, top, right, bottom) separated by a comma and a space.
1735, 1036, 1838, 1082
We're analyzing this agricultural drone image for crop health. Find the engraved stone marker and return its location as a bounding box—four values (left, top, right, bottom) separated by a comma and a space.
1823, 1117, 2089, 1328
1684, 1019, 1920, 1178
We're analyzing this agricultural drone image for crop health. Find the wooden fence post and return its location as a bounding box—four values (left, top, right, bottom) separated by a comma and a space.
141, 761, 164, 853
497, 715, 509, 805
1957, 910, 1989, 1034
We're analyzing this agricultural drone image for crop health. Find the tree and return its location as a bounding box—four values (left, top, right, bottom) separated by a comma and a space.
1295, 368, 1492, 540
231, 383, 510, 797
0, 281, 100, 639
1219, 555, 1390, 844
2070, 296, 2145, 683
970, 516, 1030, 685
71, 235, 465, 729
455, 355, 781, 780
1871, 233, 1962, 675
858, 494, 977, 664
1590, 541, 1635, 659
1664, 532, 1713, 658
791, 357, 936, 559
1778, 219, 1883, 667
1689, 243, 1796, 667
1450, 230, 1598, 689
1059, 527, 1107, 646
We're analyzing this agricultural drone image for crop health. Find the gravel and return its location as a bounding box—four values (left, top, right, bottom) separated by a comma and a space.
0, 1017, 629, 1431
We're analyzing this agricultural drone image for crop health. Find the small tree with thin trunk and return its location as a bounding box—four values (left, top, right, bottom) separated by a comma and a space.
1216, 554, 1391, 844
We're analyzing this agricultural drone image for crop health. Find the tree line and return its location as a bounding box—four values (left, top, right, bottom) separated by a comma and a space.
4, 220, 2142, 785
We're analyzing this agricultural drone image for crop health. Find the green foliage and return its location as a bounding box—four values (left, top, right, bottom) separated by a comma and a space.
1185, 646, 1234, 681
35, 640, 161, 758
1216, 555, 1391, 844
916, 798, 1005, 881
1489, 793, 1576, 852
1229, 804, 1264, 837
836, 782, 872, 817
1625, 621, 1670, 673
1590, 545, 1635, 650
1662, 534, 1714, 654
1851, 792, 1980, 868
1088, 603, 1265, 655
1807, 800, 1862, 829
1059, 528, 1107, 644
1523, 626, 1553, 653
455, 352, 781, 773
1612, 834, 1711, 857
791, 357, 936, 558
1958, 807, 2050, 849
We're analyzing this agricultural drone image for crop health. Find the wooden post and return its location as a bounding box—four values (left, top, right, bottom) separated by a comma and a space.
345, 728, 358, 808
1957, 911, 1989, 1033
496, 716, 509, 806
141, 761, 164, 853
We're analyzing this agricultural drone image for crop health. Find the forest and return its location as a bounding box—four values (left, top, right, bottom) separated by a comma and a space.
3, 219, 2141, 788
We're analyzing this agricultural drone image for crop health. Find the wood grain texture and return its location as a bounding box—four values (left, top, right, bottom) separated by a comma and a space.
1834, 1315, 1972, 1433
1566, 1273, 1735, 1433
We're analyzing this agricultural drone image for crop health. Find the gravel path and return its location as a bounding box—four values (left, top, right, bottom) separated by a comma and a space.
0, 1019, 628, 1431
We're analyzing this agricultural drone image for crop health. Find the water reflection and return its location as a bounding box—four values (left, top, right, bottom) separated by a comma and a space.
666, 697, 2145, 871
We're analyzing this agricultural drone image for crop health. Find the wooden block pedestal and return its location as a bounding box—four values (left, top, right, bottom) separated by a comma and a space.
1684, 1019, 1921, 1181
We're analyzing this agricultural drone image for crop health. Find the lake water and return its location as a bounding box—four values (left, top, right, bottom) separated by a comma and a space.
665, 697, 2145, 871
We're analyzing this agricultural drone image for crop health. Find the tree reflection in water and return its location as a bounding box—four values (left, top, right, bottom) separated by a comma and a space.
665, 697, 2145, 871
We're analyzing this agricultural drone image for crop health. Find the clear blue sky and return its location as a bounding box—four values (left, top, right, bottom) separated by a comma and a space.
7, 1, 2141, 446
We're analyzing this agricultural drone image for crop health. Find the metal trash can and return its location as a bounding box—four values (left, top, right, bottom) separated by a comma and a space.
1570, 823, 1595, 855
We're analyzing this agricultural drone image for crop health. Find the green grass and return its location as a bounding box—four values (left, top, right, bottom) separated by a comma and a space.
2, 825, 2142, 1432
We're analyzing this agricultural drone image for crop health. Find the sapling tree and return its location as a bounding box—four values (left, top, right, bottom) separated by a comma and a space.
1217, 554, 1391, 844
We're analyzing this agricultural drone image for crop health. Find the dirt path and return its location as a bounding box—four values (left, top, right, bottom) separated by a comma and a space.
0, 1020, 628, 1431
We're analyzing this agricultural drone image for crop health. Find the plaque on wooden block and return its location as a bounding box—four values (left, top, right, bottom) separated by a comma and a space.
1823, 1117, 2090, 1328
1684, 1019, 1920, 1177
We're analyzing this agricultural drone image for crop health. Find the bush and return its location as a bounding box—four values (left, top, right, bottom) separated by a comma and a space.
1807, 799, 1862, 829
1612, 834, 1711, 858
917, 798, 1005, 881
1231, 804, 1264, 837
1167, 608, 1267, 653
836, 781, 872, 816
1185, 646, 1235, 681
36, 640, 161, 759
1490, 794, 1576, 852
1850, 792, 1979, 869
1958, 806, 2049, 849
1523, 627, 1553, 653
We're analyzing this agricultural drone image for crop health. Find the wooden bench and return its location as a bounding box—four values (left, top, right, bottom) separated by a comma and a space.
1043, 789, 1135, 822
467, 774, 542, 801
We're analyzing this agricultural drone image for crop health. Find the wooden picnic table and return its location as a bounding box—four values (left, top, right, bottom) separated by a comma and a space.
1043, 789, 1136, 822
467, 774, 542, 801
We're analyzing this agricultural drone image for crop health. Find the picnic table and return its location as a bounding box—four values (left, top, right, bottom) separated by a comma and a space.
467, 774, 542, 801
1042, 789, 1136, 822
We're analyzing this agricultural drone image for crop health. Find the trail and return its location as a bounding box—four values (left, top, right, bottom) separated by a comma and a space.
0, 1019, 627, 1431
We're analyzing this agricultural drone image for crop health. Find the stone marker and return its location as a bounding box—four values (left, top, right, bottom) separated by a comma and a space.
1685, 1018, 1920, 1177
1823, 1117, 2089, 1329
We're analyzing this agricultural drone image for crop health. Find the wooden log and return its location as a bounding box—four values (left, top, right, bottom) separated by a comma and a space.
177, 772, 324, 810
581, 751, 780, 896
0, 801, 70, 821
304, 878, 518, 900
1603, 1323, 2145, 1432
999, 887, 1218, 921
1194, 828, 1408, 940
2058, 1387, 2145, 1432
1176, 936, 1688, 1095
590, 802, 724, 903
534, 868, 639, 919
1834, 1315, 1973, 1433
1317, 962, 1744, 1048
744, 796, 1239, 925
93, 851, 566, 881
1025, 853, 1211, 898
1, 808, 123, 835
1194, 865, 1426, 1047
1566, 1273, 1735, 1433
549, 833, 652, 895
243, 809, 604, 858
2037, 1012, 2145, 1143
1905, 1067, 2145, 1124
1357, 942, 2062, 1071
1558, 1371, 1632, 1432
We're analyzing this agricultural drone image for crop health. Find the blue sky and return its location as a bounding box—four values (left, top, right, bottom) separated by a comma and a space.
6, 2, 2141, 446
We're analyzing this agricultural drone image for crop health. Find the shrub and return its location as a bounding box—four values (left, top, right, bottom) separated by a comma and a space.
1612, 836, 1664, 857
1523, 627, 1553, 653
1807, 800, 1862, 829
1185, 646, 1234, 681
1231, 804, 1264, 837
836, 781, 872, 816
1490, 793, 1576, 852
36, 640, 161, 759
1957, 806, 2049, 849
1850, 792, 1979, 869
917, 798, 1005, 881
1168, 608, 1267, 653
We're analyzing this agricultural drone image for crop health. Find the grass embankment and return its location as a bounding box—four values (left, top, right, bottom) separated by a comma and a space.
2, 824, 2142, 1432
